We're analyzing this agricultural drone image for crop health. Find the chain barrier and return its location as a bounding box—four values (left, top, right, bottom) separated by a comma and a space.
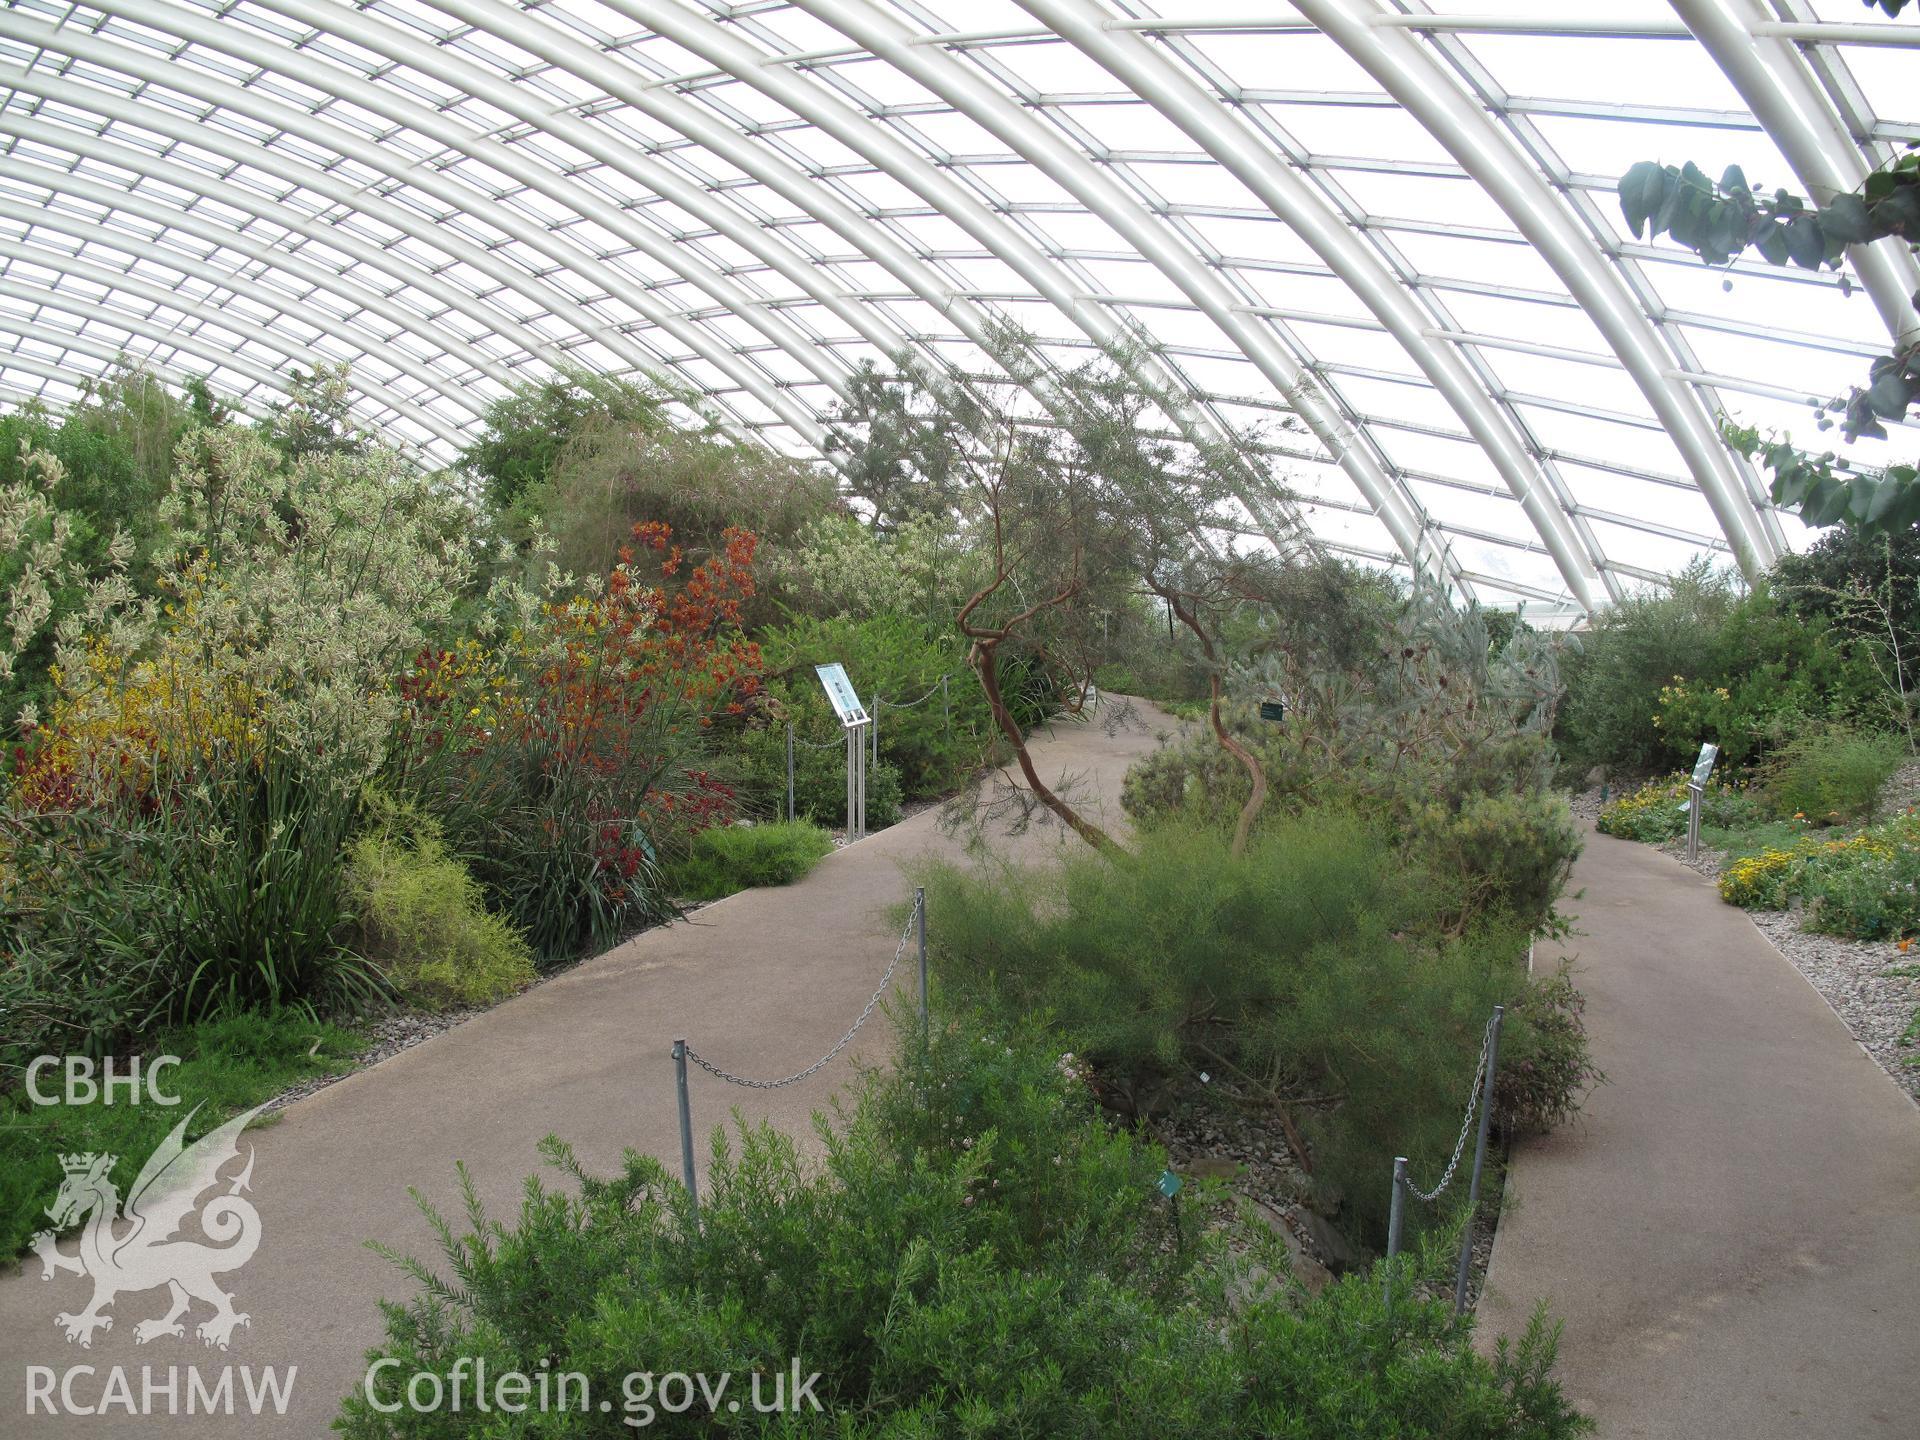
875, 672, 955, 712
1382, 1001, 1506, 1318
681, 896, 920, 1090
1403, 1013, 1495, 1204
789, 731, 847, 751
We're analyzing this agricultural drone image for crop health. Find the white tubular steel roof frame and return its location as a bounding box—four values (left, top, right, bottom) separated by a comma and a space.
0, 0, 1914, 611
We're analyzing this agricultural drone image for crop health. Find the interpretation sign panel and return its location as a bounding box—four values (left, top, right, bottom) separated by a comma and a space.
815, 662, 870, 727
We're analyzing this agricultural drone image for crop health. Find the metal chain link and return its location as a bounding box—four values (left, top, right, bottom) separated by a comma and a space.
790, 730, 849, 750
682, 896, 920, 1089
875, 673, 955, 712
1404, 1014, 1496, 1204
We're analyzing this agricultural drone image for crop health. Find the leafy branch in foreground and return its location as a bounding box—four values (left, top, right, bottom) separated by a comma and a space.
1618, 145, 1918, 535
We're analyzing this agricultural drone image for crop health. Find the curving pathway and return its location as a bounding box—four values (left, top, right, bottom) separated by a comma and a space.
1478, 828, 1920, 1438
0, 700, 1175, 1436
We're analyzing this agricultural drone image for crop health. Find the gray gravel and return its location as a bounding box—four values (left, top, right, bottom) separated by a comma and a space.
1743, 909, 1920, 1106
262, 1007, 480, 1115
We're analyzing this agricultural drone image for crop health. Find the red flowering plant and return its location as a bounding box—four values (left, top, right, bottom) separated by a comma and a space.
394, 523, 763, 960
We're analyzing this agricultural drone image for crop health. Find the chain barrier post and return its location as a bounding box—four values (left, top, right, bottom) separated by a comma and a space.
1384, 1155, 1408, 1309
679, 903, 919, 1091
915, 887, 929, 1038
1452, 1005, 1505, 1316
785, 722, 795, 824
672, 1038, 699, 1224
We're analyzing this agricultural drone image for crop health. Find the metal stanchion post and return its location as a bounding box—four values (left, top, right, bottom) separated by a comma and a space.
1452, 1006, 1504, 1316
672, 1039, 699, 1223
1384, 1156, 1407, 1308
845, 726, 857, 841
915, 886, 928, 1037
785, 722, 795, 824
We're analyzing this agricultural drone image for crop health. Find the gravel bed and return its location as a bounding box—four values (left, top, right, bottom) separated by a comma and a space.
261, 1006, 483, 1116
1878, 757, 1920, 817
1743, 910, 1920, 1105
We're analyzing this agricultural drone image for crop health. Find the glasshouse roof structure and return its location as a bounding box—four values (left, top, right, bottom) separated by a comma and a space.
0, 0, 1915, 616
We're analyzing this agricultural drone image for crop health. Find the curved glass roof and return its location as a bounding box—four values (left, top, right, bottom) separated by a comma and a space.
1, 0, 1916, 616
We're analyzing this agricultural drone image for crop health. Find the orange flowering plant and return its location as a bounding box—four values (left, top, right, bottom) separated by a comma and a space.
395, 522, 764, 960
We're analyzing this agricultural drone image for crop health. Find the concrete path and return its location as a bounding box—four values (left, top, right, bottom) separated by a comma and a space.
1479, 829, 1920, 1438
0, 700, 1177, 1436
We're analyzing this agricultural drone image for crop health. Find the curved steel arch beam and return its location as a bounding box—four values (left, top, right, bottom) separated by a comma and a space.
595, 0, 1328, 565
1017, 0, 1600, 609
1673, 0, 1920, 348
0, 272, 460, 449
0, 178, 522, 397
66, 2, 828, 448
0, 292, 357, 421
0, 230, 488, 438
782, 0, 1471, 595
0, 347, 269, 425
0, 271, 467, 449
244, 0, 921, 376
0, 108, 577, 393
1293, 0, 1776, 578
193, 0, 884, 410
0, 11, 811, 451
411, 0, 1286, 560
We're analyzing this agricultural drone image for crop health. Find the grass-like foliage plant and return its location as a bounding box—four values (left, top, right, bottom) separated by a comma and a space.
665, 820, 835, 901
337, 1011, 1591, 1439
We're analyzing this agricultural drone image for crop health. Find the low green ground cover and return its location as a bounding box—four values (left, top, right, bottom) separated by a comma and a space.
666, 820, 835, 901
0, 1010, 363, 1256
1718, 811, 1920, 940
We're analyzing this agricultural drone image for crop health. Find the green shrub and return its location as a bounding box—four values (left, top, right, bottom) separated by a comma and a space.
665, 821, 835, 901
1408, 789, 1582, 925
750, 613, 998, 802
342, 811, 535, 1009
917, 818, 1597, 1243
1596, 773, 1763, 843
1555, 566, 1885, 775
0, 1010, 363, 1256
338, 1011, 1590, 1439
1121, 581, 1574, 932
1759, 725, 1906, 825
1496, 963, 1605, 1136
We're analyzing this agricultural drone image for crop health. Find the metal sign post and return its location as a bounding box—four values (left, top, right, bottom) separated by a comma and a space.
1685, 742, 1718, 864
815, 663, 871, 841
